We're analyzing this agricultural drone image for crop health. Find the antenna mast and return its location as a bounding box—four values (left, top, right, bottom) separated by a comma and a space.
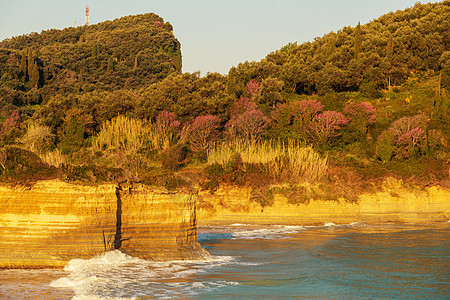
85, 5, 90, 26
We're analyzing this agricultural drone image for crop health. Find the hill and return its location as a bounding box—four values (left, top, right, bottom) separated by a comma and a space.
0, 2, 449, 198
0, 13, 181, 99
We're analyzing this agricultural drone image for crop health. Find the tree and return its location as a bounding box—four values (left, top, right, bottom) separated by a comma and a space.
20, 50, 27, 81
226, 105, 269, 142
354, 22, 362, 59
187, 115, 221, 152
29, 62, 40, 88
342, 102, 376, 142
107, 57, 114, 72
376, 115, 428, 160
309, 111, 349, 145
259, 77, 284, 108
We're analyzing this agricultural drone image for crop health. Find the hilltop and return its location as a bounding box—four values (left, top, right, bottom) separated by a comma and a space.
0, 13, 181, 95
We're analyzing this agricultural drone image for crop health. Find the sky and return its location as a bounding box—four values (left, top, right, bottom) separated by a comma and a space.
0, 0, 441, 75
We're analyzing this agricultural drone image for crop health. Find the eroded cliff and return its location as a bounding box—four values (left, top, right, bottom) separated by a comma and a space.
0, 180, 206, 269
197, 178, 450, 225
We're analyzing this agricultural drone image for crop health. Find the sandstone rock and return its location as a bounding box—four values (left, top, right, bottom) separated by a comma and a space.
0, 180, 206, 269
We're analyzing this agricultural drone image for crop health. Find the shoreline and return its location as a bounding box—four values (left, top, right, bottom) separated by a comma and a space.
0, 177, 448, 269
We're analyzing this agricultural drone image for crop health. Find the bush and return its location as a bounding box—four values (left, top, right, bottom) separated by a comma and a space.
93, 115, 147, 154
250, 187, 274, 208
376, 130, 396, 162
201, 162, 224, 193
160, 143, 189, 170
359, 80, 382, 98
0, 146, 60, 183
21, 124, 54, 153
342, 102, 376, 143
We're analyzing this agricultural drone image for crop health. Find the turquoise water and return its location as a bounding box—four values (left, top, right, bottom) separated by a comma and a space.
1, 223, 449, 299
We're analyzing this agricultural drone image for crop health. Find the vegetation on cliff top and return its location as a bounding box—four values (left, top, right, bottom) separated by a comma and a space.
0, 3, 449, 202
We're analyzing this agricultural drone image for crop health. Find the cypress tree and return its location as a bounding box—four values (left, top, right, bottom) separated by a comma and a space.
20, 50, 27, 81
30, 62, 40, 88
354, 22, 362, 59
27, 49, 34, 80
107, 57, 114, 72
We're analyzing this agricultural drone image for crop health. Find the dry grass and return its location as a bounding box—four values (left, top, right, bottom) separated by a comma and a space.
93, 115, 148, 154
208, 139, 328, 183
39, 148, 66, 168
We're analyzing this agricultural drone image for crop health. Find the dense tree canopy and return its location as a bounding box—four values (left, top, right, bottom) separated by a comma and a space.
0, 2, 448, 187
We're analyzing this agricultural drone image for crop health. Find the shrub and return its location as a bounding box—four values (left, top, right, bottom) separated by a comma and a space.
343, 102, 376, 143
160, 143, 189, 170
59, 116, 85, 154
150, 110, 181, 151
250, 187, 274, 208
426, 129, 447, 154
93, 115, 147, 155
21, 124, 55, 154
0, 147, 60, 183
201, 162, 224, 193
359, 80, 382, 98
270, 99, 324, 140
207, 139, 327, 184
376, 130, 396, 162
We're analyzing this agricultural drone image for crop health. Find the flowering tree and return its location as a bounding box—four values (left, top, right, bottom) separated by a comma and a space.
152, 111, 181, 150
246, 80, 261, 100
376, 115, 427, 160
2, 111, 22, 133
187, 115, 221, 152
309, 111, 349, 144
229, 98, 258, 117
343, 102, 376, 127
291, 99, 324, 128
155, 111, 180, 135
226, 109, 269, 142
0, 111, 23, 146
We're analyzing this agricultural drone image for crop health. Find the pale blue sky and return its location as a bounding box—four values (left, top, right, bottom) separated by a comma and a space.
0, 0, 440, 74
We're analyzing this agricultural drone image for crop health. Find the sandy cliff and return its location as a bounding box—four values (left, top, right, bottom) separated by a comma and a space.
0, 180, 206, 269
197, 178, 450, 225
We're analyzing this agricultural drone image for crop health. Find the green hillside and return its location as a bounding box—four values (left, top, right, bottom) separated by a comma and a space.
0, 2, 449, 199
0, 13, 181, 98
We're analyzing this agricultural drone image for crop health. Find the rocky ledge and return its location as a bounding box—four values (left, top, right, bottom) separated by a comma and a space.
0, 180, 208, 269
197, 178, 450, 226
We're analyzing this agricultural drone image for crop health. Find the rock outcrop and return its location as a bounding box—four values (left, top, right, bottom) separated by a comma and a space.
197, 178, 450, 225
0, 180, 206, 269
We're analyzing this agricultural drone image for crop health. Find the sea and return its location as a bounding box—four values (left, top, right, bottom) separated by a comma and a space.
0, 222, 449, 299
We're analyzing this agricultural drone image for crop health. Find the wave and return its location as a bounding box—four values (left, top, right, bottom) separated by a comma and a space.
49, 250, 240, 299
200, 222, 369, 241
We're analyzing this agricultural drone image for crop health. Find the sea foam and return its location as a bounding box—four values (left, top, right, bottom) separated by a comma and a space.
50, 250, 239, 299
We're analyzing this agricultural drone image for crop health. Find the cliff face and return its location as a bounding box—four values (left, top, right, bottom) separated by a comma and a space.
197, 178, 450, 225
0, 180, 206, 269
